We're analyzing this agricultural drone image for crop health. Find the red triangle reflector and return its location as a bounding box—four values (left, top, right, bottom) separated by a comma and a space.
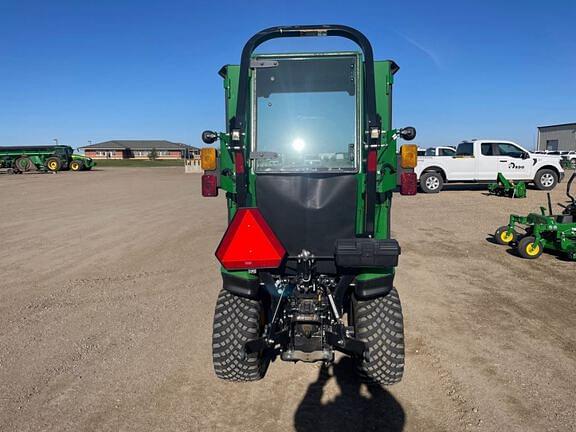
215, 208, 286, 270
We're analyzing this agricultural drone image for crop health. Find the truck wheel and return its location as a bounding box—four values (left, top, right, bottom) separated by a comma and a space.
45, 157, 61, 172
495, 226, 518, 245
420, 172, 443, 193
70, 160, 83, 171
212, 289, 268, 381
517, 236, 543, 259
352, 287, 405, 385
570, 158, 576, 168
534, 169, 558, 190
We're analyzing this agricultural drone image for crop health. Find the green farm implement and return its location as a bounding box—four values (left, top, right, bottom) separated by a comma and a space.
0, 145, 95, 173
488, 172, 526, 198
199, 25, 418, 385
494, 171, 576, 260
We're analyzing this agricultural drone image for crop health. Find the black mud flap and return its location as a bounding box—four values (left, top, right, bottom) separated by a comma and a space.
354, 274, 395, 300
222, 272, 260, 299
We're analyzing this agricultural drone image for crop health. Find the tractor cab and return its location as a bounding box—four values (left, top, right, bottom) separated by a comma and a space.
200, 25, 417, 384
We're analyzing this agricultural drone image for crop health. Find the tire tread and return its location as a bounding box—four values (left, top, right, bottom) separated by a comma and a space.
353, 287, 405, 385
212, 289, 267, 381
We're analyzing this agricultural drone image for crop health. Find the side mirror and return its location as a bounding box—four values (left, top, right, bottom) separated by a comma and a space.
522, 152, 530, 159
399, 127, 416, 141
202, 130, 218, 144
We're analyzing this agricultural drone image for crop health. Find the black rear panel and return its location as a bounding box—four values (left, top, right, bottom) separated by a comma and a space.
256, 174, 357, 272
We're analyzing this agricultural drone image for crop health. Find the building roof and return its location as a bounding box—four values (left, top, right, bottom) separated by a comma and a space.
537, 122, 576, 130
79, 140, 198, 150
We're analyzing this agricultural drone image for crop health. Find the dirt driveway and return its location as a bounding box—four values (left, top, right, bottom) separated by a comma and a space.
0, 167, 574, 431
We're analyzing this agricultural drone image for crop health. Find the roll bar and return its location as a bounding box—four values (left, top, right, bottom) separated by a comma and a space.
231, 25, 381, 143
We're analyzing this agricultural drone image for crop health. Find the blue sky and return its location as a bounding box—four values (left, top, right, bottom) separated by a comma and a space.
0, 0, 574, 150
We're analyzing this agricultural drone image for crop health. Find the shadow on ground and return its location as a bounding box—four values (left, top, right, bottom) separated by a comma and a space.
294, 357, 405, 432
442, 183, 488, 191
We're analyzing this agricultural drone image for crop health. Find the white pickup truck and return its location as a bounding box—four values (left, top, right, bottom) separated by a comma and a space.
415, 140, 565, 193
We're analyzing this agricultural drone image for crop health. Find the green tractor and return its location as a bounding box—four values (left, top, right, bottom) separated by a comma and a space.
69, 152, 96, 171
494, 171, 576, 260
200, 25, 418, 384
0, 145, 95, 173
49, 145, 95, 171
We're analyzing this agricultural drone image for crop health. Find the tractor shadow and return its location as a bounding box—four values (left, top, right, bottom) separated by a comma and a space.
293, 357, 405, 432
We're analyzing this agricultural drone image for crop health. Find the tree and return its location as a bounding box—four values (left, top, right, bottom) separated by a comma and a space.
148, 147, 158, 160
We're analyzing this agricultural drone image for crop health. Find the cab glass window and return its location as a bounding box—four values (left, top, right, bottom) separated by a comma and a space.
253, 55, 358, 173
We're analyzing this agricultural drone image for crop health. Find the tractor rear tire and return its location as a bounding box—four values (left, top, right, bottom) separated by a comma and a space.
495, 226, 518, 245
534, 169, 558, 191
517, 236, 543, 259
212, 289, 269, 381
45, 157, 62, 172
352, 287, 405, 385
70, 160, 83, 171
420, 172, 443, 193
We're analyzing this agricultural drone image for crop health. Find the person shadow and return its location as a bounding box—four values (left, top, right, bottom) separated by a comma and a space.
293, 357, 405, 432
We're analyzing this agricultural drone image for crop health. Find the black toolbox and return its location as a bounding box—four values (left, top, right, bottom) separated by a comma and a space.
334, 238, 401, 268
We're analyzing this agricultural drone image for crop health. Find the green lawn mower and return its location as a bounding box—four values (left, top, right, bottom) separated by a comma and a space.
200, 25, 418, 385
494, 171, 576, 260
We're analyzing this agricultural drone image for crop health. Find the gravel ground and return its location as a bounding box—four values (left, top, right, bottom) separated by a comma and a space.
0, 167, 574, 432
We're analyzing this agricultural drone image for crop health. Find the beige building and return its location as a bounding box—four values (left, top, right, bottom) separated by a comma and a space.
80, 140, 199, 160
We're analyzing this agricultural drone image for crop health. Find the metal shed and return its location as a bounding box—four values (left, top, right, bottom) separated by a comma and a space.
537, 123, 576, 151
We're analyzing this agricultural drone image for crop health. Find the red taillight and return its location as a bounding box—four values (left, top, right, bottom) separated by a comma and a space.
202, 174, 218, 197
215, 208, 286, 270
400, 172, 417, 195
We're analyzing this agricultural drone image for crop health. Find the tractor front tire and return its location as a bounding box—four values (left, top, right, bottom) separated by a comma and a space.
534, 169, 558, 191
70, 160, 83, 171
517, 236, 543, 259
420, 172, 443, 193
352, 287, 405, 385
495, 226, 518, 245
212, 289, 268, 381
